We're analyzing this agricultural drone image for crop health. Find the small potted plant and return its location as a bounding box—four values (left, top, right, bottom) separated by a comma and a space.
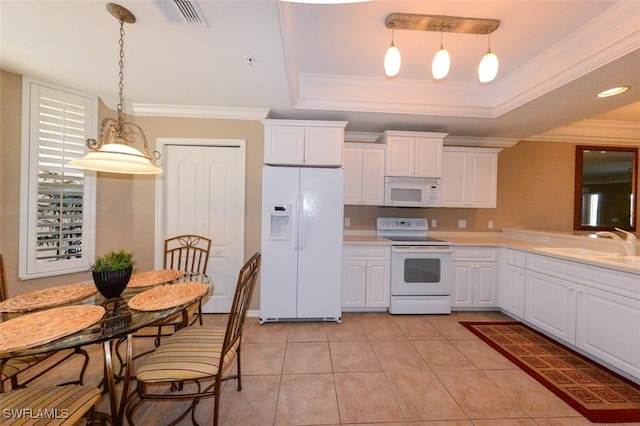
91, 249, 134, 299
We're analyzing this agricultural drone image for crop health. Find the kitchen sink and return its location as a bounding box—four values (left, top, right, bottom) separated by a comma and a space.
535, 247, 612, 257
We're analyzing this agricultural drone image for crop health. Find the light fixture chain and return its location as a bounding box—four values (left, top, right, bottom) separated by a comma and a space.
117, 17, 126, 120
71, 3, 161, 174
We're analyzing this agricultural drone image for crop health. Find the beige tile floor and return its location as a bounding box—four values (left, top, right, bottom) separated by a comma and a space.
11, 311, 640, 425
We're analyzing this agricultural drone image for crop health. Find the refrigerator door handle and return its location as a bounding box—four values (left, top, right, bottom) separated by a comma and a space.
292, 194, 299, 251
298, 191, 304, 251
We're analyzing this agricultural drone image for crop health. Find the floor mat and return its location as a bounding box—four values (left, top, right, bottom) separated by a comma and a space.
460, 321, 640, 423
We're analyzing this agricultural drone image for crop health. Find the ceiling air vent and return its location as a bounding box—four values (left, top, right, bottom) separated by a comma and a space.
153, 0, 207, 26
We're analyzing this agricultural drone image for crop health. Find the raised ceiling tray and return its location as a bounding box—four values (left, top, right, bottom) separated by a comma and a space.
385, 13, 500, 34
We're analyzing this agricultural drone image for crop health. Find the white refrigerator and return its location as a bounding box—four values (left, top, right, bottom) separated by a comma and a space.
260, 166, 344, 323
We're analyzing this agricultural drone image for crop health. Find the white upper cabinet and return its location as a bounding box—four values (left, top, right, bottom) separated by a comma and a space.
343, 143, 385, 205
441, 147, 501, 208
263, 120, 347, 166
379, 131, 447, 177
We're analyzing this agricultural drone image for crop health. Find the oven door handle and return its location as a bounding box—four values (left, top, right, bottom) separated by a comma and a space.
392, 246, 453, 253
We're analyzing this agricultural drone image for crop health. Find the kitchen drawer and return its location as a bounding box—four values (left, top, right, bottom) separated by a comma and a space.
505, 249, 526, 268
453, 247, 497, 262
343, 246, 390, 260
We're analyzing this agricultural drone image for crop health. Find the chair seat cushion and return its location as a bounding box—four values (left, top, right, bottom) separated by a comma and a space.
0, 384, 101, 425
1, 353, 53, 381
153, 301, 199, 327
136, 326, 238, 383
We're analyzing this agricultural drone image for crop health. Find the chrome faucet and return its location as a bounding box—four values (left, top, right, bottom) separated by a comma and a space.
595, 228, 638, 256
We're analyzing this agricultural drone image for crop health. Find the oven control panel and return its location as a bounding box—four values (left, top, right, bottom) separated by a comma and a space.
377, 217, 428, 232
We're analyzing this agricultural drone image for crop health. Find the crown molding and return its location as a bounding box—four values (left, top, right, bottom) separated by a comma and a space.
444, 135, 518, 148
131, 103, 270, 120
344, 131, 381, 143
527, 119, 640, 145
296, 74, 499, 117
344, 131, 519, 148
100, 96, 271, 120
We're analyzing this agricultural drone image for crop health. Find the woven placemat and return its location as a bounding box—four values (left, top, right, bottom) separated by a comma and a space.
128, 269, 184, 288
0, 283, 98, 313
0, 305, 105, 354
127, 282, 208, 311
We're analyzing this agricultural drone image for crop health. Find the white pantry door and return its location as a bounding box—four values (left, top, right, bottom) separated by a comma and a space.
161, 142, 245, 313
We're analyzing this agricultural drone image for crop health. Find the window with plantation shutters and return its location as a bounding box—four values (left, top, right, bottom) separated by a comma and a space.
19, 79, 97, 279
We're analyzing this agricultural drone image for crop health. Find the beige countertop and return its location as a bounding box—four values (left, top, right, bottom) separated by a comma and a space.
343, 231, 640, 275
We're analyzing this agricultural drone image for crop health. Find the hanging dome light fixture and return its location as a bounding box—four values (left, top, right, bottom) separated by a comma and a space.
69, 3, 162, 175
431, 32, 450, 80
478, 33, 499, 83
384, 29, 401, 78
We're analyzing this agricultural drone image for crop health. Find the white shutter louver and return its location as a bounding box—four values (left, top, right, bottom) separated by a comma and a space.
37, 95, 86, 261
20, 80, 97, 278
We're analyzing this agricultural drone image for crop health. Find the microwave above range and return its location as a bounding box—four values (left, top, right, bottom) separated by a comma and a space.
384, 176, 440, 208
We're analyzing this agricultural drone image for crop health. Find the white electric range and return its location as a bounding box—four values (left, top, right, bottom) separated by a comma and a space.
377, 217, 452, 314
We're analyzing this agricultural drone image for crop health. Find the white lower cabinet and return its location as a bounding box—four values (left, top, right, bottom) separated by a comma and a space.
342, 245, 390, 309
525, 270, 577, 345
576, 285, 640, 379
499, 248, 526, 318
521, 253, 640, 381
451, 247, 497, 308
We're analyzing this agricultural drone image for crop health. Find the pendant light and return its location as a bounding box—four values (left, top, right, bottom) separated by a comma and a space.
384, 13, 501, 84
69, 3, 162, 175
478, 33, 499, 83
384, 30, 401, 78
431, 32, 450, 80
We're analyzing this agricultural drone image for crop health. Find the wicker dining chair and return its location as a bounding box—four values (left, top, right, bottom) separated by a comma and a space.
0, 384, 102, 425
124, 252, 261, 426
114, 235, 213, 377
161, 234, 212, 329
0, 255, 90, 393
143, 234, 212, 349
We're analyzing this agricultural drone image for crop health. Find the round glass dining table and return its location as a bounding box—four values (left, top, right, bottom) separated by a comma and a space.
0, 272, 213, 425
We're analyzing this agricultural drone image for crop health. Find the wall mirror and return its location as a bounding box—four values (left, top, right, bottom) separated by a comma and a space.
574, 145, 637, 231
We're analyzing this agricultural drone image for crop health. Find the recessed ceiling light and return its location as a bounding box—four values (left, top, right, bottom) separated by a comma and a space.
597, 86, 630, 98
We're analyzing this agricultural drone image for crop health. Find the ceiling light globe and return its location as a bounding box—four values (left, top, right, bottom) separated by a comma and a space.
478, 51, 499, 83
432, 48, 450, 80
384, 43, 401, 78
68, 144, 162, 174
597, 86, 630, 98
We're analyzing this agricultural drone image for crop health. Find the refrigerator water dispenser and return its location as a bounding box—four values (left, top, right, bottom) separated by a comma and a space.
270, 204, 291, 240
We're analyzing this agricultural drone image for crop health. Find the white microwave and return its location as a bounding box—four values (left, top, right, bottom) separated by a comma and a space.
384, 176, 440, 207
